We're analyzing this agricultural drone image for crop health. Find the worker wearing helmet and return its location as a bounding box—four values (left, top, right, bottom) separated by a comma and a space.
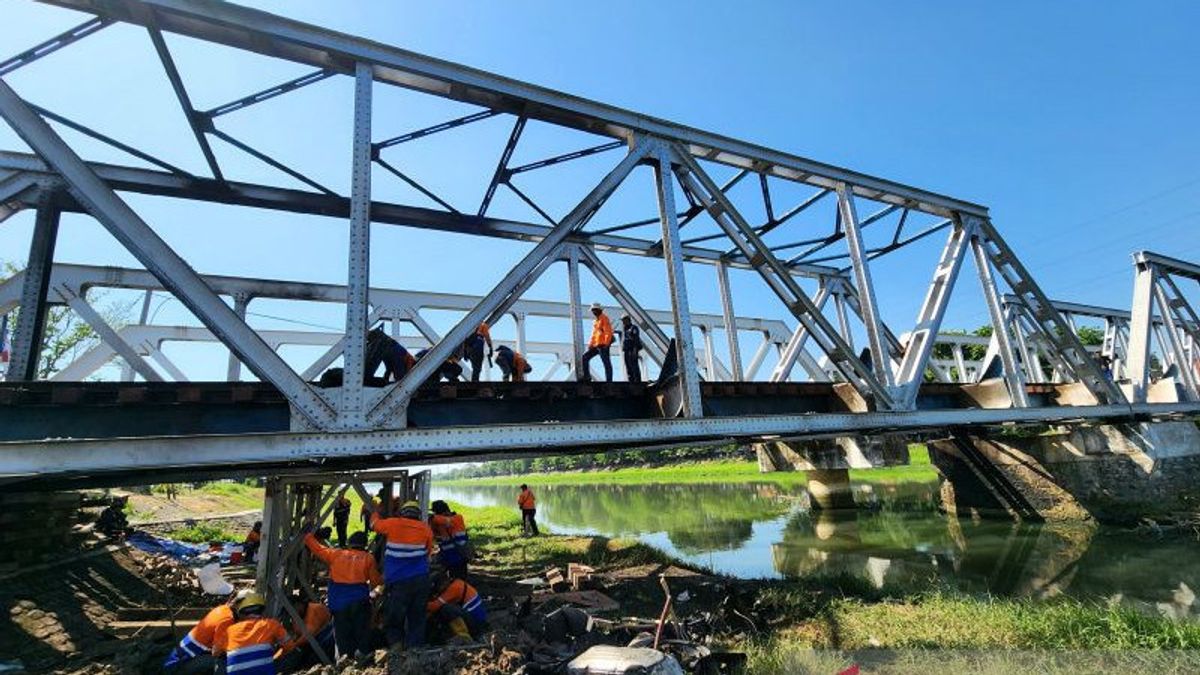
429, 500, 471, 579
163, 589, 249, 672
581, 302, 614, 382
303, 526, 382, 659
212, 592, 288, 675
370, 499, 434, 647
426, 571, 487, 641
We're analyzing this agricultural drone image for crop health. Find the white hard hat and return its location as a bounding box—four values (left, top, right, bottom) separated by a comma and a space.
590, 302, 602, 311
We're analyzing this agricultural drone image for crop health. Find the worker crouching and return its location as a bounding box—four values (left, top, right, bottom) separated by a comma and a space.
213, 592, 288, 675
274, 594, 335, 671
163, 590, 245, 673
427, 572, 487, 642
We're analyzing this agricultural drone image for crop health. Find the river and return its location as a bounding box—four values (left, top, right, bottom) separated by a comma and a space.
432, 479, 1200, 621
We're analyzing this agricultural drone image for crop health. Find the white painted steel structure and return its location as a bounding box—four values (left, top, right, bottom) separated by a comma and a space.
0, 0, 1195, 481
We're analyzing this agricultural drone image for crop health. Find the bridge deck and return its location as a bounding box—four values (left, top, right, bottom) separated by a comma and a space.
0, 380, 1056, 444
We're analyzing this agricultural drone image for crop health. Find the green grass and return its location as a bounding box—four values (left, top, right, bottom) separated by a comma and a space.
439, 445, 936, 487
168, 522, 238, 543
449, 502, 686, 584
194, 481, 265, 510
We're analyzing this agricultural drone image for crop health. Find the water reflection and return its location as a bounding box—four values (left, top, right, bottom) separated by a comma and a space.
433, 480, 1200, 619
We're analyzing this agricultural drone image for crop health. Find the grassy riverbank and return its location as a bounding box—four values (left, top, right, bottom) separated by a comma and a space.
453, 501, 1200, 673
439, 445, 938, 486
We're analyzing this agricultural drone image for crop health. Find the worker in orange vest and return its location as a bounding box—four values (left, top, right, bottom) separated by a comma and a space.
517, 484, 539, 537
371, 500, 434, 647
426, 572, 487, 641
275, 594, 335, 671
429, 500, 472, 579
212, 592, 289, 675
303, 528, 382, 658
243, 521, 263, 564
581, 302, 614, 382
494, 345, 531, 382
463, 322, 493, 382
163, 590, 247, 672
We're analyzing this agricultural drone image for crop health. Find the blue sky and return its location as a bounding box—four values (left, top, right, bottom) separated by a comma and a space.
3, 0, 1199, 381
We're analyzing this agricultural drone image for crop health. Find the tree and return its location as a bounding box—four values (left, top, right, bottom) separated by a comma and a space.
2, 262, 136, 379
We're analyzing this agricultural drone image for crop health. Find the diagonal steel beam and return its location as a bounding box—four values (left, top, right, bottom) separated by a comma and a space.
575, 244, 671, 364
891, 216, 974, 409
205, 68, 335, 118
146, 23, 224, 181
0, 77, 338, 427
477, 115, 525, 216
0, 16, 110, 77
53, 284, 163, 382
209, 127, 335, 195
838, 186, 893, 388
31, 104, 193, 177
670, 145, 894, 408
367, 140, 652, 426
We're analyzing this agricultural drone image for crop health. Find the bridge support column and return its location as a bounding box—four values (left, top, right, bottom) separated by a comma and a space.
806, 468, 855, 511
929, 421, 1200, 524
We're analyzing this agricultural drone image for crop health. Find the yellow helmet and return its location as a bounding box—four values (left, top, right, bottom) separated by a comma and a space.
399, 500, 421, 517
235, 592, 267, 616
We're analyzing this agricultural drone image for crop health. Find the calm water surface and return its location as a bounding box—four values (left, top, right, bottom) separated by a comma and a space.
432, 480, 1200, 620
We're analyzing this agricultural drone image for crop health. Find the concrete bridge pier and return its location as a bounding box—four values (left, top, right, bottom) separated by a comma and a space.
928, 421, 1200, 524
756, 434, 909, 511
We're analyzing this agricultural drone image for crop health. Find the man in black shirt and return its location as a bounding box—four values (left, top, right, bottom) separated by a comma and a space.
619, 314, 643, 383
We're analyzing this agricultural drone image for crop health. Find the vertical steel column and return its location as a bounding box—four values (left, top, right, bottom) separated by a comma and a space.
702, 326, 716, 380
340, 62, 373, 426
971, 236, 1028, 407
653, 146, 703, 417
837, 185, 892, 388
715, 260, 743, 380
226, 293, 249, 381
567, 246, 585, 380
256, 477, 282, 593
514, 312, 527, 357
121, 289, 154, 382
1126, 261, 1156, 403
7, 203, 60, 381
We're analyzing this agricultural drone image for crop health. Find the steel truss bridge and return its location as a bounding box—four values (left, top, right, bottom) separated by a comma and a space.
1, 0, 1198, 488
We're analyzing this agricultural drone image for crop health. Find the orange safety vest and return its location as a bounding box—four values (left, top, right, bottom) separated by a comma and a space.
213, 616, 288, 672
245, 529, 261, 544
589, 313, 613, 348
277, 603, 332, 655
371, 515, 434, 583
517, 489, 536, 510
187, 604, 234, 651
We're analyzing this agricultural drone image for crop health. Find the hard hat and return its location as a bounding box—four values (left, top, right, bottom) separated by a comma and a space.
233, 588, 253, 601
235, 592, 267, 616
589, 302, 602, 311
347, 531, 368, 549
400, 500, 421, 517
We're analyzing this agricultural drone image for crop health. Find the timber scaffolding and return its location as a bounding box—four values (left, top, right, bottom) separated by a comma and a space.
1, 0, 1199, 489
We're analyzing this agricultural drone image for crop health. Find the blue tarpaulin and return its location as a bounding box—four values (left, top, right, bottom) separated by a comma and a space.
126, 531, 209, 561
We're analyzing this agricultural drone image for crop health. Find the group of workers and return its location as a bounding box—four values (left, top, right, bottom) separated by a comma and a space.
363, 302, 645, 385
165, 496, 485, 673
